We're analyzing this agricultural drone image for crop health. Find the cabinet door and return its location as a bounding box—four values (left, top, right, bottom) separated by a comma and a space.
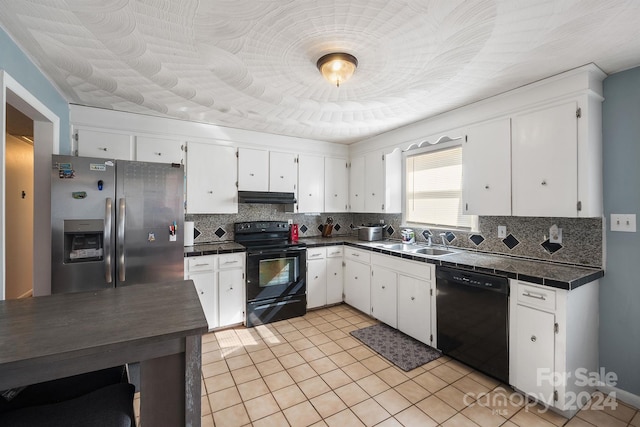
238, 148, 269, 191
344, 260, 371, 314
384, 150, 402, 213
349, 156, 365, 212
326, 256, 344, 305
218, 268, 244, 327
188, 271, 218, 330
365, 151, 384, 212
307, 258, 327, 309
77, 129, 133, 160
186, 142, 238, 214
324, 157, 349, 212
462, 118, 511, 215
270, 151, 298, 193
136, 136, 183, 164
512, 102, 578, 217
297, 154, 324, 212
371, 267, 397, 328
397, 275, 431, 344
513, 304, 555, 405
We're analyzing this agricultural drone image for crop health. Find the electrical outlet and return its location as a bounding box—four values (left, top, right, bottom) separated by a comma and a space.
379, 219, 385, 224
549, 224, 562, 243
611, 214, 636, 232
287, 219, 293, 225
498, 226, 507, 238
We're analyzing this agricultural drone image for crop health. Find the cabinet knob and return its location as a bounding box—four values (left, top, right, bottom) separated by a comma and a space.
334, 194, 338, 197
155, 152, 162, 156
531, 335, 537, 342
354, 276, 358, 280
372, 193, 375, 196
207, 191, 213, 194
280, 175, 284, 178
309, 193, 312, 196
200, 291, 204, 295
355, 194, 359, 197
98, 147, 108, 151
541, 180, 547, 186
485, 185, 489, 189
314, 276, 319, 279
382, 285, 386, 289
411, 296, 415, 301
250, 173, 254, 176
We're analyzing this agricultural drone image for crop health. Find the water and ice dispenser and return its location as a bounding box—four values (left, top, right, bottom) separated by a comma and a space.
63, 219, 104, 263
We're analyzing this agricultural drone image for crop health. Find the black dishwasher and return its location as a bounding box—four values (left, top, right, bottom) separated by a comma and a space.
436, 266, 509, 383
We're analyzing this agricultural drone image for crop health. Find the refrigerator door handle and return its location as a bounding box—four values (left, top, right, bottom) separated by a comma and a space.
104, 198, 113, 284
118, 198, 126, 282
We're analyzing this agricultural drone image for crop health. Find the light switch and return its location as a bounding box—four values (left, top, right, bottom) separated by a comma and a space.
611, 214, 636, 232
498, 225, 507, 238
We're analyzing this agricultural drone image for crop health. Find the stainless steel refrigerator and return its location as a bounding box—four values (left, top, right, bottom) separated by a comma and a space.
51, 155, 184, 294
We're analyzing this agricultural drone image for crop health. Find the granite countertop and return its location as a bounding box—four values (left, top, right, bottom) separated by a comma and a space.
183, 241, 246, 257
184, 235, 603, 290
301, 236, 603, 291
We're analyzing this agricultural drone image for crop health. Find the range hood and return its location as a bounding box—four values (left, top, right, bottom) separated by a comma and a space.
238, 191, 297, 204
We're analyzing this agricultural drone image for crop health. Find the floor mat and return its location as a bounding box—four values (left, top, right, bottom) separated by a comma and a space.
350, 323, 442, 371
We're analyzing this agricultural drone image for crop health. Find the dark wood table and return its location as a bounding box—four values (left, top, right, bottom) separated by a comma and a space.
0, 280, 207, 427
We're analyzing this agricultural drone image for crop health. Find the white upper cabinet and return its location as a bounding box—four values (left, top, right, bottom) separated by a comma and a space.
364, 151, 385, 213
349, 156, 365, 212
512, 102, 578, 217
238, 147, 269, 191
462, 118, 512, 215
349, 150, 401, 213
186, 142, 238, 214
136, 136, 183, 164
324, 157, 349, 212
269, 151, 298, 193
297, 154, 324, 212
76, 129, 133, 160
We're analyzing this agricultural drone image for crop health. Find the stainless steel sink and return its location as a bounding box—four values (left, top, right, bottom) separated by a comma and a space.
411, 247, 453, 256
381, 243, 416, 251
375, 242, 454, 256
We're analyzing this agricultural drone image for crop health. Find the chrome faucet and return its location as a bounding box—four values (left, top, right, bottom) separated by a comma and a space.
424, 229, 432, 246
439, 232, 449, 249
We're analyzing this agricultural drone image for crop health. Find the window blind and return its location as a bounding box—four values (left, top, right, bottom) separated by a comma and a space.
405, 146, 472, 228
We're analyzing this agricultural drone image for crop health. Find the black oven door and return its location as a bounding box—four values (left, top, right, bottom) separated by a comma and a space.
246, 247, 306, 302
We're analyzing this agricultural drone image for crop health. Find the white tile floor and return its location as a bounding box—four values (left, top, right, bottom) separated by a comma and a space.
138, 304, 640, 426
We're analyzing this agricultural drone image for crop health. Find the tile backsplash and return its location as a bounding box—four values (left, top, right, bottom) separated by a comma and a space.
187, 206, 603, 267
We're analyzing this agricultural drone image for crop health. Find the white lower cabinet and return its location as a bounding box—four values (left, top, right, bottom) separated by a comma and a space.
371, 267, 397, 328
509, 279, 599, 417
344, 248, 371, 314
184, 252, 245, 331
397, 274, 432, 345
307, 247, 328, 309
218, 267, 244, 326
326, 247, 344, 305
307, 246, 344, 309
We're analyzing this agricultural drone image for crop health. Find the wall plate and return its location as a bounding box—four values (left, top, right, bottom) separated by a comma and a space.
611, 214, 636, 232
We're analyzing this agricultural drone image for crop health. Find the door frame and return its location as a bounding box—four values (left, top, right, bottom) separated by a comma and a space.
1, 70, 60, 298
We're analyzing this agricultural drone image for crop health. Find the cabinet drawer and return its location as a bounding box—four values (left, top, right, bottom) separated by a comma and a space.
516, 282, 556, 311
326, 246, 344, 258
307, 247, 326, 260
218, 252, 245, 269
187, 255, 216, 272
371, 253, 431, 280
344, 248, 371, 263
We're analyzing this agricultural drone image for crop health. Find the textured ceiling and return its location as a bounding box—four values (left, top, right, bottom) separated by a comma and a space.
1, 0, 640, 144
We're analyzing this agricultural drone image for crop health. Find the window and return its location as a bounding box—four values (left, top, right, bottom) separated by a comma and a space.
405, 145, 474, 229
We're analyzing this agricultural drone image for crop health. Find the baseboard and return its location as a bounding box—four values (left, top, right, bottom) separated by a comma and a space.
18, 289, 33, 298
597, 383, 640, 410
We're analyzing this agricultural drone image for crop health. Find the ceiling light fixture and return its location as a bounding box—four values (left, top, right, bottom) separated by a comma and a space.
316, 52, 358, 87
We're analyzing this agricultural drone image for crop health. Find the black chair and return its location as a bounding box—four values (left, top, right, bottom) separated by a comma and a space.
0, 366, 135, 427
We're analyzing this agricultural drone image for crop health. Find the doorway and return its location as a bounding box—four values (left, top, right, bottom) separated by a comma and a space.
5, 104, 34, 298
1, 70, 60, 299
